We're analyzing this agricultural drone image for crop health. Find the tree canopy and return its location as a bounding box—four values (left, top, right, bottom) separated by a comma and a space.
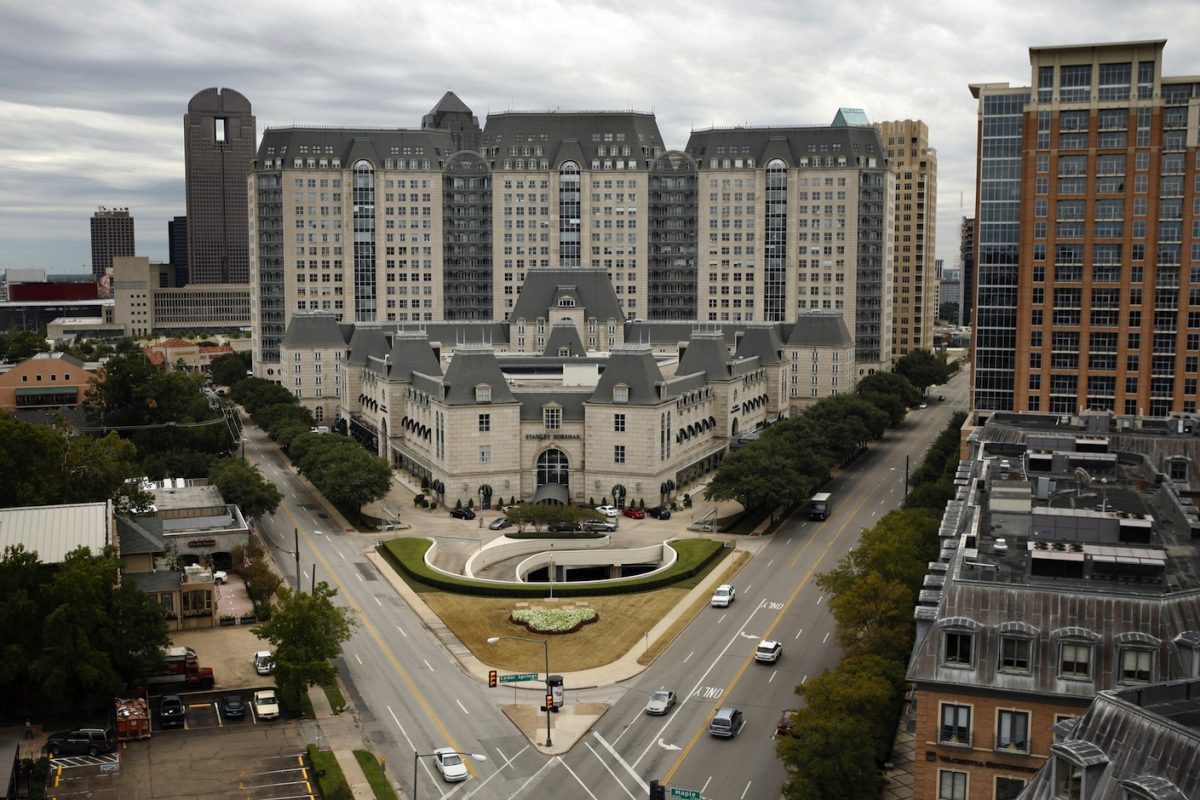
209, 458, 282, 519
209, 351, 252, 387
253, 583, 356, 708
894, 349, 954, 394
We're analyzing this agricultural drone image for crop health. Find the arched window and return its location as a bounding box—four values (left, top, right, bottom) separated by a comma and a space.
537, 448, 570, 487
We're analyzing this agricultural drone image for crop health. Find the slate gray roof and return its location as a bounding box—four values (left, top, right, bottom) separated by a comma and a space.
590, 344, 666, 405
510, 269, 624, 323
516, 390, 590, 421
366, 332, 442, 381
439, 345, 516, 405
282, 312, 350, 348
256, 126, 457, 167
735, 324, 785, 365
677, 332, 733, 381
125, 570, 181, 592
387, 321, 509, 346
685, 123, 884, 166
116, 515, 164, 556
782, 313, 854, 347
1019, 679, 1200, 800
624, 322, 741, 347
345, 325, 391, 365
480, 111, 665, 167
543, 322, 586, 357
429, 91, 472, 115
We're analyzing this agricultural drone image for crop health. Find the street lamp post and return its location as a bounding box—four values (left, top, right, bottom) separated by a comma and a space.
412, 750, 486, 800
487, 635, 552, 747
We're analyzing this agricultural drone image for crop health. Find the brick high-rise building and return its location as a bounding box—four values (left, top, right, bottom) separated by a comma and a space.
878, 119, 937, 360
89, 207, 134, 280
185, 88, 255, 285
971, 40, 1198, 415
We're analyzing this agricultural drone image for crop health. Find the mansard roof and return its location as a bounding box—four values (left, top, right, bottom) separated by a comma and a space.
516, 390, 590, 421
735, 323, 785, 365
543, 321, 586, 357
367, 331, 442, 381
510, 269, 624, 323
590, 344, 666, 405
782, 313, 854, 347
677, 332, 733, 381
439, 345, 515, 405
282, 312, 350, 349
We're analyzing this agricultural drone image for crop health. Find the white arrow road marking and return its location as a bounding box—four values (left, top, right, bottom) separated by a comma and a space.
657, 739, 681, 751
739, 632, 760, 640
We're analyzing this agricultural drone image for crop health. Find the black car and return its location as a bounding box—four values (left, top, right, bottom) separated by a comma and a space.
647, 506, 672, 520
46, 727, 115, 757
159, 695, 186, 728
449, 508, 476, 520
221, 694, 246, 719
548, 520, 579, 532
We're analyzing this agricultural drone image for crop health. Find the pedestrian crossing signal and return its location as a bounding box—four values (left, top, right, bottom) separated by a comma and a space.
488, 670, 497, 688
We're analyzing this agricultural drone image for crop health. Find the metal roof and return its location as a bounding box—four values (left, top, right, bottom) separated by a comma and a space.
0, 502, 111, 563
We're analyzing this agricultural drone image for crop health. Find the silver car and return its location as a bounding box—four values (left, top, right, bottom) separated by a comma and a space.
644, 689, 676, 715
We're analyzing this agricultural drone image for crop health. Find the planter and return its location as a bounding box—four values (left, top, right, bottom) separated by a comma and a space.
219, 617, 237, 627
239, 614, 257, 624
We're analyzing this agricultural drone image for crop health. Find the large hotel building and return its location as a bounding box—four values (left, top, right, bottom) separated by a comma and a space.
971, 40, 1199, 416
248, 96, 902, 380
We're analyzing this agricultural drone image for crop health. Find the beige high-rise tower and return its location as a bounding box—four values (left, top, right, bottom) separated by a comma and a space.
877, 120, 937, 361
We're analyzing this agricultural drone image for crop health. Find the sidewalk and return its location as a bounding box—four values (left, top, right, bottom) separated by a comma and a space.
307, 683, 385, 800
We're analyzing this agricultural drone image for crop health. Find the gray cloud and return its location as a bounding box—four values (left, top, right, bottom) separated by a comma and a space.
1, 0, 1197, 274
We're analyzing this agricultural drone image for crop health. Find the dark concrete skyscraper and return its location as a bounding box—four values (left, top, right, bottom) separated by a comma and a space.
184, 88, 255, 284
421, 91, 481, 153
90, 207, 135, 279
168, 215, 188, 286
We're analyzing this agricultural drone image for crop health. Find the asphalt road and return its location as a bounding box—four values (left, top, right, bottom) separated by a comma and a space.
246, 369, 968, 799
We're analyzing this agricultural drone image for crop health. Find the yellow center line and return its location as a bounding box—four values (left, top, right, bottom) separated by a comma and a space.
277, 503, 479, 775
664, 437, 922, 784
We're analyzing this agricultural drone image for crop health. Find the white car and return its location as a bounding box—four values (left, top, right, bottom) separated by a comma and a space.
253, 690, 280, 720
755, 640, 783, 663
212, 570, 227, 585
254, 650, 275, 675
711, 584, 736, 607
433, 748, 468, 782
595, 505, 620, 518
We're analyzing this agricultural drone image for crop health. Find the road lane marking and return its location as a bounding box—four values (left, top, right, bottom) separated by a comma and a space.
584, 742, 639, 800
592, 732, 647, 793
396, 625, 407, 638
354, 653, 363, 665
554, 756, 601, 800
741, 780, 753, 798
463, 744, 529, 798
683, 650, 694, 663
794, 628, 803, 639
768, 671, 776, 683
501, 757, 565, 800
456, 699, 469, 714
374, 597, 383, 607
823, 632, 830, 644
424, 659, 434, 671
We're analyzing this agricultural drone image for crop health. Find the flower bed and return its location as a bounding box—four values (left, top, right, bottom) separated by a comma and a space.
510, 606, 599, 635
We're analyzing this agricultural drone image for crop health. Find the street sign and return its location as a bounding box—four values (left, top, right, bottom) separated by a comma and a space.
498, 673, 539, 683
669, 789, 701, 800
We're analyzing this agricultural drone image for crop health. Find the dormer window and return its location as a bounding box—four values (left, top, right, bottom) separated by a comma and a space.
475, 385, 491, 403
1060, 643, 1092, 679
943, 631, 974, 668
558, 297, 575, 307
544, 407, 561, 430
613, 385, 629, 404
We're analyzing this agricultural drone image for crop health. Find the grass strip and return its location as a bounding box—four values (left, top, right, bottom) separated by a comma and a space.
353, 750, 398, 800
307, 744, 351, 799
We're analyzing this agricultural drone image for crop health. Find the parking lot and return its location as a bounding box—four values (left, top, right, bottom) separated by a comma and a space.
45, 694, 314, 800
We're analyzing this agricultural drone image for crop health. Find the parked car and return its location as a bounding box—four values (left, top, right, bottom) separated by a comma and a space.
212, 570, 227, 585
710, 584, 736, 607
647, 506, 672, 520
449, 508, 476, 520
433, 748, 468, 782
548, 520, 579, 532
488, 517, 512, 530
582, 519, 617, 532
622, 506, 646, 519
644, 690, 677, 716
777, 709, 797, 736
754, 640, 783, 663
938, 394, 945, 401
221, 694, 246, 719
254, 650, 275, 675
253, 690, 280, 720
45, 728, 115, 757
594, 505, 620, 518
159, 695, 186, 728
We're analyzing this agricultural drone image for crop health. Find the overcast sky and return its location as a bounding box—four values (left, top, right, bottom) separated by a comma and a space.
2, 0, 1198, 275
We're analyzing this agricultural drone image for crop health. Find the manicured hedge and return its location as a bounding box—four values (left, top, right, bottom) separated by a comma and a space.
378, 537, 725, 597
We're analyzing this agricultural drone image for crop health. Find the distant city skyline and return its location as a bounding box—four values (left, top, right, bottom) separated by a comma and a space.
1, 1, 1198, 273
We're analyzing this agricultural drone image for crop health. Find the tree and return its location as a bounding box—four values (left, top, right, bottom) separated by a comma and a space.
818, 509, 938, 597
824, 571, 914, 662
704, 441, 806, 521
938, 302, 960, 324
895, 349, 953, 395
253, 583, 356, 708
209, 351, 251, 387
209, 458, 282, 519
800, 655, 906, 763
0, 545, 48, 709
0, 329, 50, 363
779, 712, 882, 800
306, 447, 392, 514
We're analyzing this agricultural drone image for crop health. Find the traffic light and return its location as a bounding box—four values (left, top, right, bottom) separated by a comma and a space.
649, 779, 666, 800
545, 694, 554, 709
488, 670, 497, 688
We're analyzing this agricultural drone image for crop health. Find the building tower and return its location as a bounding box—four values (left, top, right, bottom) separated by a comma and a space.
421, 91, 482, 153
89, 207, 135, 280
184, 88, 255, 285
971, 39, 1197, 416
877, 119, 937, 361
167, 216, 187, 287
959, 216, 975, 328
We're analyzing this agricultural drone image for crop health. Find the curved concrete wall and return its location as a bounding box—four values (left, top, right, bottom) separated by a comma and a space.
515, 543, 675, 582
463, 535, 610, 579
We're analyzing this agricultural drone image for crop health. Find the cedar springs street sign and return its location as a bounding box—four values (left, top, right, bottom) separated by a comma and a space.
498, 673, 539, 683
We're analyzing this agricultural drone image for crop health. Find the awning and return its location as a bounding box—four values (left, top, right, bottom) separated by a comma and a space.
533, 482, 568, 505
15, 386, 79, 396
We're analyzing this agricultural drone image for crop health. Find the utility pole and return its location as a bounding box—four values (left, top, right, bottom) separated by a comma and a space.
294, 528, 302, 591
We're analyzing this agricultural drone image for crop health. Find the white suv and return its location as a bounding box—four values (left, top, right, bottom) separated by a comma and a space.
710, 584, 736, 607
755, 640, 782, 663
